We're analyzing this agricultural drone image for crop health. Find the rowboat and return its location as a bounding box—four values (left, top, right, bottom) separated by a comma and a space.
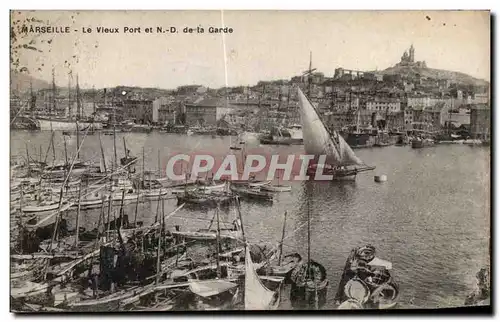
230, 186, 274, 202
334, 245, 399, 310
230, 180, 271, 188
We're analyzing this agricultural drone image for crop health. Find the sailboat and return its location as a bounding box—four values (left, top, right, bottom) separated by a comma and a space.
244, 244, 280, 310
297, 88, 375, 180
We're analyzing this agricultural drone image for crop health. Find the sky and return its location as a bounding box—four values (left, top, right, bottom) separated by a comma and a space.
11, 10, 491, 89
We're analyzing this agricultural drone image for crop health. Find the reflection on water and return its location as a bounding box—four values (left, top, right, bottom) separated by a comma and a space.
11, 130, 490, 309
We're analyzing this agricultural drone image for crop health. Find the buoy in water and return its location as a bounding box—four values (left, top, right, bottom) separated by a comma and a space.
374, 175, 387, 183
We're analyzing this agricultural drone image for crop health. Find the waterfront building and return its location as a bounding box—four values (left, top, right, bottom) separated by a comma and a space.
184, 98, 232, 126
325, 109, 374, 131
403, 107, 415, 128
122, 99, 154, 124
409, 102, 448, 131
386, 111, 405, 131
154, 97, 179, 125
470, 105, 490, 139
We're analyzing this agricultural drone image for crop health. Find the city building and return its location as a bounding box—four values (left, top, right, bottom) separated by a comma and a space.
407, 95, 432, 108
365, 97, 401, 112
403, 107, 414, 128
472, 92, 489, 104
325, 110, 375, 131
153, 96, 178, 125
304, 72, 325, 85
386, 111, 405, 131
184, 98, 232, 126
122, 99, 154, 124
334, 68, 364, 80
410, 102, 448, 131
470, 105, 490, 139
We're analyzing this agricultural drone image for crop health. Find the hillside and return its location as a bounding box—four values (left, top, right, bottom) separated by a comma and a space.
377, 65, 489, 88
10, 71, 51, 93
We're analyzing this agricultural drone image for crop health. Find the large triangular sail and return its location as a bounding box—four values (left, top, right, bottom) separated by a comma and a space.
297, 88, 363, 167
244, 246, 277, 310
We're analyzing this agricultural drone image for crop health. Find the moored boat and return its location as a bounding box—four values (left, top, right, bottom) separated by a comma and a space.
22, 200, 65, 213
334, 245, 399, 309
260, 184, 292, 192
196, 180, 227, 192
411, 137, 435, 149
230, 185, 274, 202
176, 191, 234, 207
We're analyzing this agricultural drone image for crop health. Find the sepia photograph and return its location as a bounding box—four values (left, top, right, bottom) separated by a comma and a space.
9, 10, 491, 312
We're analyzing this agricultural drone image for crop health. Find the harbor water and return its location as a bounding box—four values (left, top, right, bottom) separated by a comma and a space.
10, 130, 490, 309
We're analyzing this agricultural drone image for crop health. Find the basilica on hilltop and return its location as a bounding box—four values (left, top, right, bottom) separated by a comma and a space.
396, 44, 427, 68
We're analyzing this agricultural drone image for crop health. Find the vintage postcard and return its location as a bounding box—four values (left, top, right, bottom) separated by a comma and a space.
9, 10, 490, 312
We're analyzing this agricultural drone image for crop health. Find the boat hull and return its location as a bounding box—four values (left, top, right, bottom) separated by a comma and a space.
37, 119, 103, 131
411, 140, 435, 148
23, 202, 62, 213
289, 279, 329, 310
261, 185, 292, 192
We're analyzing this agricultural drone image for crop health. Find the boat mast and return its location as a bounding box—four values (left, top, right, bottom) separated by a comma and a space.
123, 137, 129, 178
43, 132, 55, 164
25, 144, 31, 177
306, 189, 311, 279
92, 85, 96, 114
68, 71, 72, 119
98, 132, 107, 174
76, 74, 81, 120
215, 205, 221, 278
75, 180, 82, 248
123, 137, 128, 159
235, 196, 245, 239
356, 108, 360, 134
157, 149, 160, 179
142, 147, 145, 187
155, 196, 163, 285
307, 51, 312, 98
156, 197, 165, 284
113, 103, 117, 170
106, 193, 112, 241
63, 135, 68, 167
51, 68, 56, 120
29, 79, 34, 119
76, 75, 80, 159
51, 69, 56, 162
278, 211, 287, 266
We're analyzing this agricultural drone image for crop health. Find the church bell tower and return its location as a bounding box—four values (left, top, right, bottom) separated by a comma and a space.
409, 44, 415, 63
